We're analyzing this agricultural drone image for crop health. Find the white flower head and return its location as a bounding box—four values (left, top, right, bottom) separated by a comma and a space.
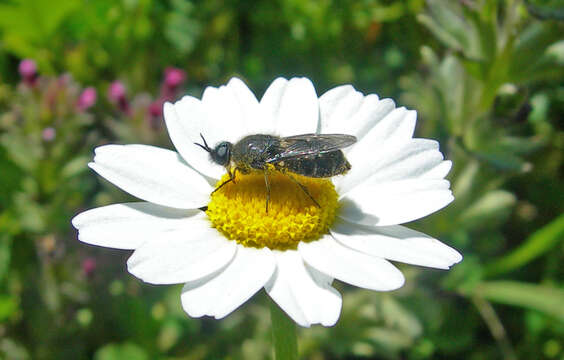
72, 77, 462, 327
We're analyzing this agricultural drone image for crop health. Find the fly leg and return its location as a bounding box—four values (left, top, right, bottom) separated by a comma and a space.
212, 167, 237, 194
285, 173, 321, 208
263, 168, 271, 213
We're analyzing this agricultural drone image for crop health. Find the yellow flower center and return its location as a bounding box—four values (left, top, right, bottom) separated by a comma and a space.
206, 172, 339, 250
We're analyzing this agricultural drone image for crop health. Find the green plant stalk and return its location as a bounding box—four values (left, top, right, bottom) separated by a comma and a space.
484, 213, 564, 277
270, 298, 298, 360
460, 281, 564, 321
471, 297, 517, 360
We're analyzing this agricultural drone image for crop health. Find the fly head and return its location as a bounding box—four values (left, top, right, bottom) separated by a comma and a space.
195, 133, 232, 167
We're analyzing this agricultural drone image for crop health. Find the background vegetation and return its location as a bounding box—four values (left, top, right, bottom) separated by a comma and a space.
0, 0, 563, 359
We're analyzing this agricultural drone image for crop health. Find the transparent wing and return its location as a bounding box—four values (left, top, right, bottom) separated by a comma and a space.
266, 133, 357, 163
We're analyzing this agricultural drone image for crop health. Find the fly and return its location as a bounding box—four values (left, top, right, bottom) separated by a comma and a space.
195, 133, 357, 212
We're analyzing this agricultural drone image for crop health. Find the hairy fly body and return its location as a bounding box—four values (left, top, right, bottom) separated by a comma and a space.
195, 133, 356, 212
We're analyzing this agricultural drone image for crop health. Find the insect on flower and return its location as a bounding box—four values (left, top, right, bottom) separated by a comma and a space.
72, 77, 462, 328
195, 133, 357, 211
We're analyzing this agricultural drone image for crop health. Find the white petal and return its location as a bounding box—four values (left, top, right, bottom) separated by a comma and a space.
226, 77, 273, 134
181, 246, 275, 319
299, 235, 405, 291
71, 202, 199, 250
319, 85, 396, 142
365, 141, 443, 182
421, 160, 452, 179
225, 77, 259, 115
331, 220, 462, 269
355, 106, 416, 145
163, 98, 224, 180
347, 97, 397, 142
165, 79, 260, 180
335, 139, 447, 195
127, 215, 236, 284
339, 179, 454, 226
89, 144, 212, 209
261, 77, 319, 136
201, 83, 252, 140
333, 107, 417, 191
260, 77, 288, 123
265, 250, 342, 327
319, 85, 363, 132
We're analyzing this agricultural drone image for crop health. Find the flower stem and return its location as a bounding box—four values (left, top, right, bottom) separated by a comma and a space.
269, 299, 298, 360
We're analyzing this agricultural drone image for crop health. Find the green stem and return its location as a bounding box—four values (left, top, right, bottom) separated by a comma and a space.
472, 297, 517, 360
269, 298, 298, 360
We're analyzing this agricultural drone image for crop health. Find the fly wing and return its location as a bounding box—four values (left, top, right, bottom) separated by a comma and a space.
265, 133, 357, 163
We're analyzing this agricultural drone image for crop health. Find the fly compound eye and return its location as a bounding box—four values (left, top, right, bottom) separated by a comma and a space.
217, 144, 227, 157
212, 142, 231, 166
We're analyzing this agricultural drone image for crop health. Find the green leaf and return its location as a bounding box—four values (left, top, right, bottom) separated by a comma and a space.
380, 296, 422, 338
13, 192, 45, 233
526, 0, 564, 20
0, 147, 24, 207
509, 22, 563, 81
165, 1, 202, 56
484, 213, 564, 277
0, 0, 79, 59
61, 156, 90, 179
452, 161, 480, 203
363, 327, 414, 351
0, 235, 11, 282
0, 0, 79, 37
464, 281, 564, 321
427, 0, 472, 50
458, 190, 516, 230
465, 6, 497, 62
528, 92, 550, 126
370, 2, 407, 22
417, 14, 463, 52
0, 294, 17, 322
497, 136, 545, 155
475, 150, 529, 172
0, 338, 30, 360
0, 5, 36, 39
0, 134, 39, 173
94, 343, 149, 360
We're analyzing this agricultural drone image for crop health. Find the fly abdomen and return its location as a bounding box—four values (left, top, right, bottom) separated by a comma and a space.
279, 150, 351, 178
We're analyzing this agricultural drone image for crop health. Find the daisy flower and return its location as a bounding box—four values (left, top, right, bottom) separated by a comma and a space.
72, 77, 462, 327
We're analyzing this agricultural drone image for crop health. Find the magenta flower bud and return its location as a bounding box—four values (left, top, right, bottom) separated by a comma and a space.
164, 67, 186, 89
18, 59, 38, 86
108, 81, 130, 114
108, 81, 126, 102
82, 257, 97, 277
19, 59, 37, 78
148, 100, 163, 117
77, 87, 97, 111
148, 100, 164, 131
42, 127, 56, 142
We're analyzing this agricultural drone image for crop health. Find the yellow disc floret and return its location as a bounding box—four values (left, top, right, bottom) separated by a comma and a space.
206, 172, 339, 250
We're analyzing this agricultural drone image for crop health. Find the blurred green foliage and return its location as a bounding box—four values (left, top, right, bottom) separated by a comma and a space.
0, 0, 563, 359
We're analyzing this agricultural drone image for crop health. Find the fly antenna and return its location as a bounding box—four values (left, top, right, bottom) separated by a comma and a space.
194, 133, 211, 152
